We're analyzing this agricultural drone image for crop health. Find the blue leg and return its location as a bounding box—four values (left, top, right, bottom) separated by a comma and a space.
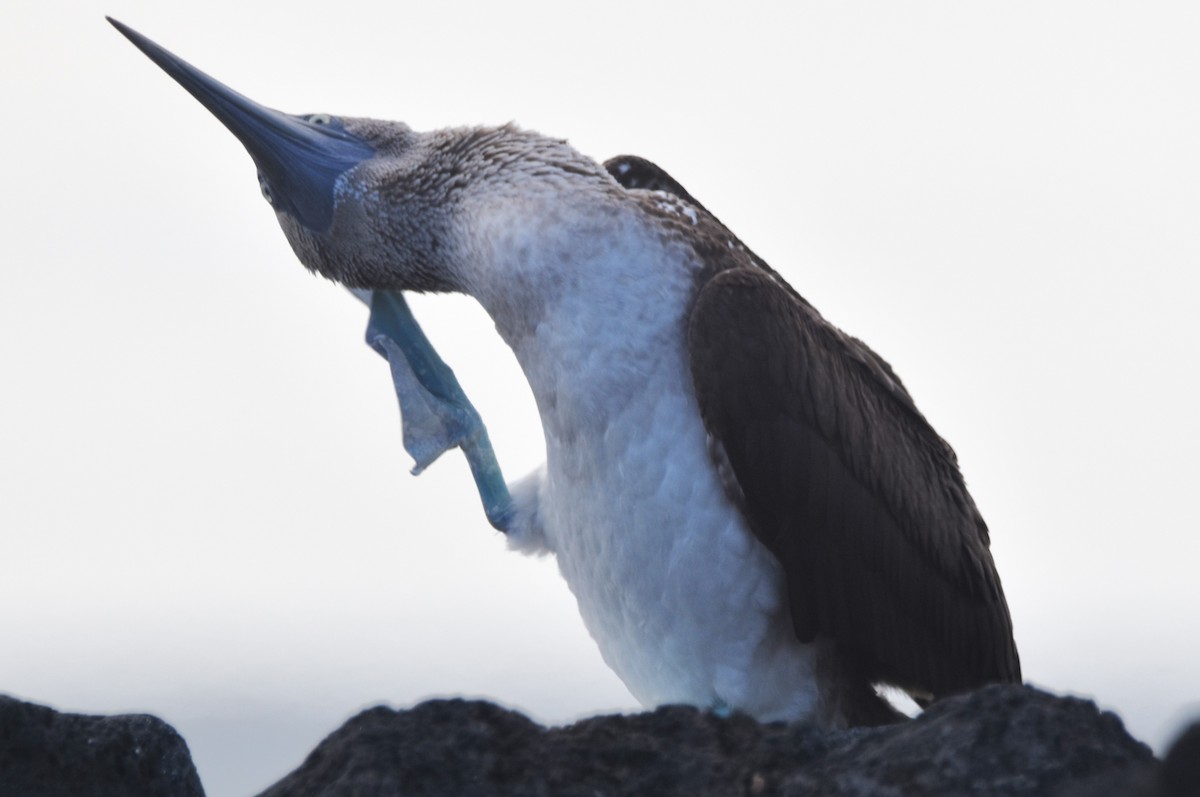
354, 289, 514, 532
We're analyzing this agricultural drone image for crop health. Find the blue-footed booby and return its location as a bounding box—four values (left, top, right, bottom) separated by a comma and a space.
110, 19, 1020, 726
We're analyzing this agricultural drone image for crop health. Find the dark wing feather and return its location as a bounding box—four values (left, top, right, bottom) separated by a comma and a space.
605, 155, 918, 431
689, 267, 1020, 696
605, 155, 708, 212
606, 154, 1020, 696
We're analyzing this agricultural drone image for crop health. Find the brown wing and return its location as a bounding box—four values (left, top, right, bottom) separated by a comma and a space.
604, 155, 708, 211
604, 154, 918, 413
606, 154, 1019, 695
687, 267, 1020, 697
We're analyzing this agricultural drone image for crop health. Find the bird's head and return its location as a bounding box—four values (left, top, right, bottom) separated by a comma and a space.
108, 19, 617, 300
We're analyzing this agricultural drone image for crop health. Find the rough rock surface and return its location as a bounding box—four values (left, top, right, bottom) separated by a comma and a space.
5, 686, 1194, 797
1158, 720, 1200, 797
257, 685, 1159, 797
0, 693, 204, 797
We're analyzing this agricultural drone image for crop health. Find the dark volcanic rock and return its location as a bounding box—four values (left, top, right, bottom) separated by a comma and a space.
0, 694, 204, 797
257, 685, 1156, 797
1159, 721, 1200, 797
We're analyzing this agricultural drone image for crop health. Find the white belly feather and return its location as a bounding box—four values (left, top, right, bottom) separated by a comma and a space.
541, 365, 821, 721
489, 206, 823, 720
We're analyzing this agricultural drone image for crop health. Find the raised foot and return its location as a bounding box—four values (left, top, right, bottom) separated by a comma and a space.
359, 289, 514, 531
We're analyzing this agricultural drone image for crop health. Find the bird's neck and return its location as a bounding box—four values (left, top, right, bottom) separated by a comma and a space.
468, 200, 702, 441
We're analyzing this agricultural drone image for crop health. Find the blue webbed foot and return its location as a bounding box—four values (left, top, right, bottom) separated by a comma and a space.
355, 289, 514, 532
708, 699, 734, 719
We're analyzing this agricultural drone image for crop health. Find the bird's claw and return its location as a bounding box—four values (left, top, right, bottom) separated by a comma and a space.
360, 289, 514, 531
370, 332, 480, 474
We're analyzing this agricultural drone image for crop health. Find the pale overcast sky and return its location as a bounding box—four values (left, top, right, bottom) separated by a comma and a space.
2, 2, 1198, 794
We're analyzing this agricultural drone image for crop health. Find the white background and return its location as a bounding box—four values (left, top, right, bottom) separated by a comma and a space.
3, 2, 1198, 794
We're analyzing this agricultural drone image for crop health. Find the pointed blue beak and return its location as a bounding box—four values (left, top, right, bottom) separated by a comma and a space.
108, 17, 374, 232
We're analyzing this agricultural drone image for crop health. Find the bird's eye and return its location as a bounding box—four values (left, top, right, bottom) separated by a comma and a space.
307, 113, 333, 125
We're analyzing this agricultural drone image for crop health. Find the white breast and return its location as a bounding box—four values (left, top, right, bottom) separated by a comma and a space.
483, 200, 823, 720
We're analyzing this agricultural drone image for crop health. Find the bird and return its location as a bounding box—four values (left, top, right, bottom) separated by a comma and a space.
109, 18, 1020, 727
